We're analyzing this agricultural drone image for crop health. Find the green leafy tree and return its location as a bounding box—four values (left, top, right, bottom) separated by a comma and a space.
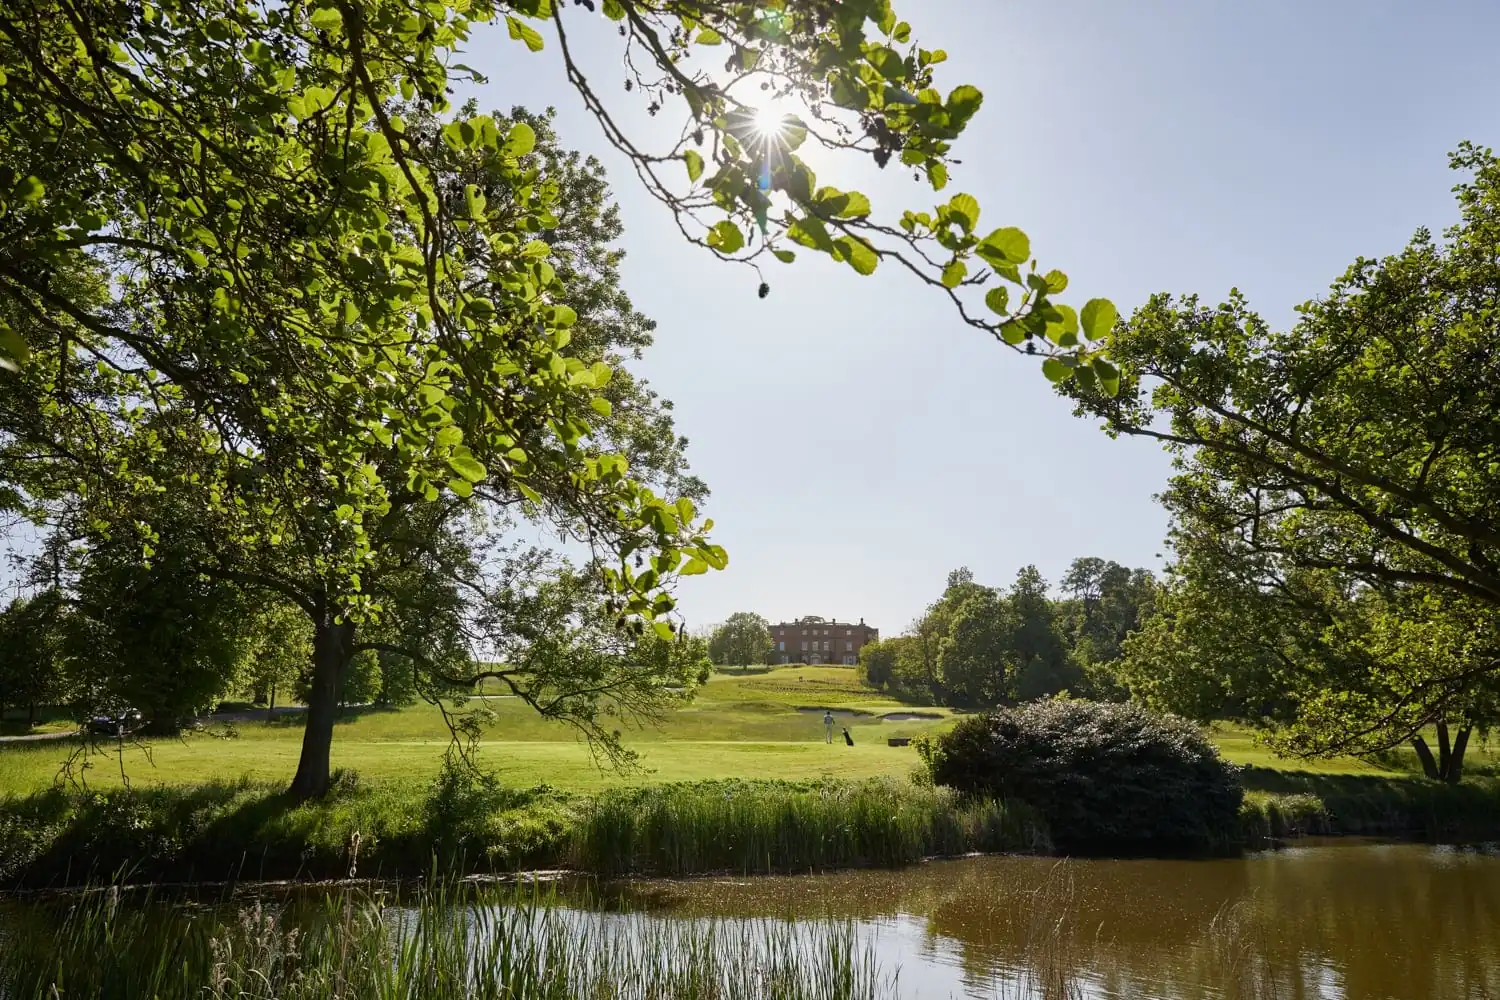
857, 636, 898, 690
1, 0, 1119, 796
67, 540, 253, 731
1122, 530, 1500, 783
1007, 566, 1072, 701
1070, 145, 1500, 645
708, 611, 773, 667
237, 601, 313, 719
935, 586, 1011, 708
0, 589, 70, 729
1057, 557, 1157, 699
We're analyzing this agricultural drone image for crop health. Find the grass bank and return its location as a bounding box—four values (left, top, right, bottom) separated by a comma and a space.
0, 884, 896, 1000
1240, 769, 1500, 842
0, 774, 1049, 888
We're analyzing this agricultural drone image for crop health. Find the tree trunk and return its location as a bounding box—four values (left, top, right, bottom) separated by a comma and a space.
1437, 721, 1453, 778
1411, 735, 1441, 780
27, 702, 36, 728
267, 681, 276, 723
288, 608, 353, 802
1446, 726, 1472, 785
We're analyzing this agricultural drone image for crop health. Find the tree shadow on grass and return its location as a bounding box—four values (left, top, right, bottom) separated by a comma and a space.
256, 703, 405, 729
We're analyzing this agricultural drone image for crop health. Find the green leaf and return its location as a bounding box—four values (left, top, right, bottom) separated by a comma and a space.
684, 149, 704, 183
1081, 298, 1120, 341
1043, 269, 1069, 294
772, 249, 796, 263
590, 396, 613, 418
706, 220, 745, 254
985, 287, 1010, 316
308, 6, 342, 31
787, 216, 835, 252
695, 28, 723, 44
447, 478, 474, 498
505, 122, 537, 156
836, 236, 878, 275
13, 176, 44, 202
941, 259, 967, 289
680, 558, 710, 576
977, 227, 1030, 266
998, 321, 1025, 345
1045, 304, 1079, 345
1092, 357, 1121, 396
184, 248, 209, 269
834, 191, 871, 218
0, 325, 30, 370
301, 86, 336, 115
926, 162, 948, 191
946, 85, 985, 127
866, 45, 906, 81
464, 184, 486, 219
947, 193, 980, 231
447, 449, 487, 483
1042, 358, 1071, 383
506, 15, 545, 52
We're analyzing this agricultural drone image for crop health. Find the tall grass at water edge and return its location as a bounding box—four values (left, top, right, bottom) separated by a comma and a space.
0, 776, 1050, 886
0, 884, 894, 1000
571, 778, 1049, 876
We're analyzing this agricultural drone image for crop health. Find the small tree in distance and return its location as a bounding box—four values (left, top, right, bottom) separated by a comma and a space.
709, 612, 774, 667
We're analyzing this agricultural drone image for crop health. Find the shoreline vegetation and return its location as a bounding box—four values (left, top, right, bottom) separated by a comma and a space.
4, 768, 1500, 890
0, 883, 900, 1000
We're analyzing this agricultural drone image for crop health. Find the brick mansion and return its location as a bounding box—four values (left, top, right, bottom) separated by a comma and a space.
770, 615, 879, 666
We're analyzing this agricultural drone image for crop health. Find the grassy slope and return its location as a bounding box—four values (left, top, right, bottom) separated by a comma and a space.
2, 666, 1491, 795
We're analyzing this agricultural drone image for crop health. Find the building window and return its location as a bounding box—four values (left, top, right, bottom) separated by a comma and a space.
846, 629, 852, 636
823, 640, 830, 651
801, 641, 808, 651
801, 629, 806, 635
845, 641, 853, 651
778, 641, 785, 651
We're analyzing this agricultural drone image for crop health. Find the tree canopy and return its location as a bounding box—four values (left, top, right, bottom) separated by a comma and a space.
0, 0, 1120, 797
708, 611, 773, 666
1071, 144, 1500, 615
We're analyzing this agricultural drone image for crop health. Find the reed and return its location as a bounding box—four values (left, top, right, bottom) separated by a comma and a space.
0, 776, 1046, 886
568, 777, 1048, 876
0, 883, 896, 1000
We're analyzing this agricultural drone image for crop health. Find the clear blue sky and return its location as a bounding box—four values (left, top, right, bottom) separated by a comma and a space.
470, 2, 1499, 634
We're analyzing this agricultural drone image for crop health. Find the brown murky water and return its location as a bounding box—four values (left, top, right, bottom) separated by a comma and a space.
592, 841, 1500, 999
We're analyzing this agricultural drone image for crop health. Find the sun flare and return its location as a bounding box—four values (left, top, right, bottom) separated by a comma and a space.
752, 104, 787, 138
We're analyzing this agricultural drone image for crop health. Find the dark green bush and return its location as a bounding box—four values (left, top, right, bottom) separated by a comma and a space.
921, 699, 1244, 854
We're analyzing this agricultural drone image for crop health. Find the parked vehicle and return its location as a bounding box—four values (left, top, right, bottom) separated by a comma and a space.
86, 708, 143, 737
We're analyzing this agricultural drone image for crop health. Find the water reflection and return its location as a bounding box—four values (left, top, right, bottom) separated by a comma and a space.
595, 842, 1500, 999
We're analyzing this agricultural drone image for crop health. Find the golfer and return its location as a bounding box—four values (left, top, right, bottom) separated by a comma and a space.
823, 710, 834, 743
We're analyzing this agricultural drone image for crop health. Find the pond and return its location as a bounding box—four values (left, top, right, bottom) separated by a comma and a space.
3, 841, 1497, 999
596, 840, 1500, 998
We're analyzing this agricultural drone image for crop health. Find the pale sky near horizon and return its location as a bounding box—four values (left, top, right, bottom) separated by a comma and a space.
452, 0, 1500, 635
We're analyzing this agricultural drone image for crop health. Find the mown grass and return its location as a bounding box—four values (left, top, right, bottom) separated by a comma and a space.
0, 666, 959, 796
8, 665, 1473, 799
0, 883, 897, 1000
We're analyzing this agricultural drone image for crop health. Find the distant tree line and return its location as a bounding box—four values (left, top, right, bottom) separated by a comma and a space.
857, 558, 1156, 709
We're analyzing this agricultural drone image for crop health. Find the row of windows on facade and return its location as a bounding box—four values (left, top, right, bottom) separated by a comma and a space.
778, 628, 854, 637
776, 640, 854, 652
